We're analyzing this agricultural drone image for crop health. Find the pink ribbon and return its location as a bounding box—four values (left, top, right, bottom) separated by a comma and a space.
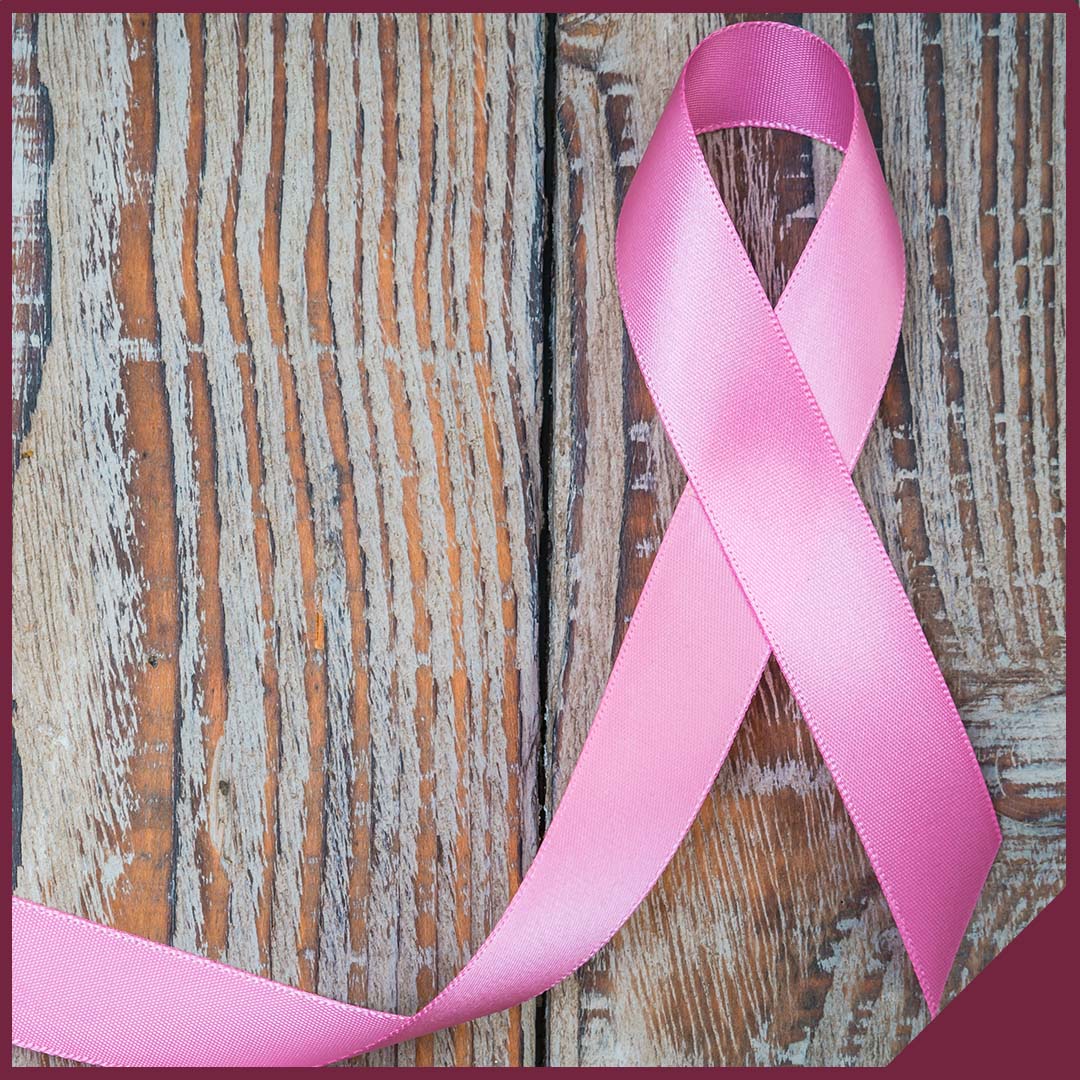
12, 22, 999, 1067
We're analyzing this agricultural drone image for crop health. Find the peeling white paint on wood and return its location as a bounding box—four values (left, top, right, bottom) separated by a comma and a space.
13, 13, 543, 1068
547, 11, 1064, 1067
13, 13, 145, 918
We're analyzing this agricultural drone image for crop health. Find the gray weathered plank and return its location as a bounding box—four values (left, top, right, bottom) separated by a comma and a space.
11, 12, 545, 1067
546, 11, 1064, 1065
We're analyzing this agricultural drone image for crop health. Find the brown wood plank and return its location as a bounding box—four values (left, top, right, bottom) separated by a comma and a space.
11, 13, 545, 1067
546, 12, 1064, 1065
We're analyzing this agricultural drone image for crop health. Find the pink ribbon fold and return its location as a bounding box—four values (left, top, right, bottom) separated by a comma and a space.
12, 22, 999, 1067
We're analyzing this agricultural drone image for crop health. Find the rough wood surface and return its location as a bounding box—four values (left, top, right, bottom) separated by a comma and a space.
11, 11, 1065, 1067
11, 12, 545, 1067
547, 12, 1065, 1066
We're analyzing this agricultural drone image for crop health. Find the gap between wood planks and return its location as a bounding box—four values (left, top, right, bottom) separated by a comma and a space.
533, 13, 559, 1067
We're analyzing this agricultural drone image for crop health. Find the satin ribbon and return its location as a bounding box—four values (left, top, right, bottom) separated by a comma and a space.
11, 23, 1000, 1067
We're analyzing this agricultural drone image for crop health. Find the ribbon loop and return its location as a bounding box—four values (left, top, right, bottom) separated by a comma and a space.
12, 22, 999, 1067
616, 20, 999, 1015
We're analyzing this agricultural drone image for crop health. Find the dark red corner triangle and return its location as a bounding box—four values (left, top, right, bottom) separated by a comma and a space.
892, 888, 1074, 1072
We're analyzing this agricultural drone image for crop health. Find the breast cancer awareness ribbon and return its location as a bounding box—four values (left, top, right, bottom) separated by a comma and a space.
12, 22, 999, 1067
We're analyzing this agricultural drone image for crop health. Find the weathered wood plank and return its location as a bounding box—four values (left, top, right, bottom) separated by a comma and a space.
546, 11, 1064, 1065
11, 12, 49, 480
11, 12, 545, 1067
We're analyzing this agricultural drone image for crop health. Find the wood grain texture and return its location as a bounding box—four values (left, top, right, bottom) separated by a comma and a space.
546, 11, 1064, 1066
11, 13, 49, 482
11, 11, 1065, 1068
11, 12, 544, 1067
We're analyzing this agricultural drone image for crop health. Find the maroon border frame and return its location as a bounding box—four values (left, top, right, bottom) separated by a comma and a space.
4, 6, 1072, 1072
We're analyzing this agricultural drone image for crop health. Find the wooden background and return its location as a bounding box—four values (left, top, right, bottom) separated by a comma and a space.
11, 12, 1065, 1067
